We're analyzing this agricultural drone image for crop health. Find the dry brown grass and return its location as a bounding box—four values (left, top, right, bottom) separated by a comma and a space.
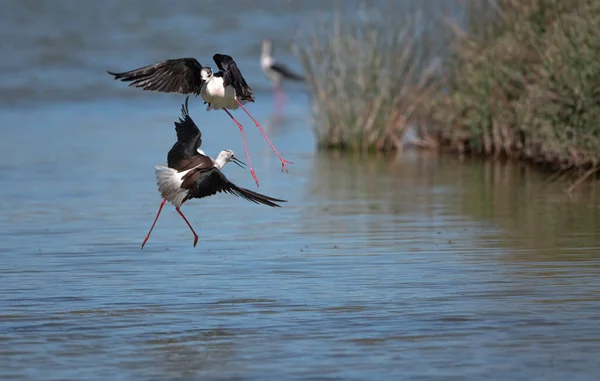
293, 2, 447, 152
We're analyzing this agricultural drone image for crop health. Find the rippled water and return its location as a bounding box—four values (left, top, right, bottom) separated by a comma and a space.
2, 1, 600, 380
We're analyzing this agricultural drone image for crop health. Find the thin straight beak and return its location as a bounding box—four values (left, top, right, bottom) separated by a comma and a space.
233, 157, 246, 168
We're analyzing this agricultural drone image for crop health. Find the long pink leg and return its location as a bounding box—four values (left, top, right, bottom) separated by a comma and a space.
222, 108, 260, 187
235, 99, 293, 172
141, 198, 166, 249
176, 207, 199, 247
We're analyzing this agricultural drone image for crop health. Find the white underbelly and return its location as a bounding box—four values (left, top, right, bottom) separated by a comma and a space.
201, 78, 238, 110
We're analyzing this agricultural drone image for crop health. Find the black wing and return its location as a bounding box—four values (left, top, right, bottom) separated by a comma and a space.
107, 58, 205, 95
182, 167, 286, 207
270, 62, 305, 81
174, 96, 201, 148
167, 96, 206, 170
169, 153, 214, 173
212, 54, 254, 101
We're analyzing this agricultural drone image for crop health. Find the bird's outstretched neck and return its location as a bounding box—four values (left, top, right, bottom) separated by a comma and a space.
261, 39, 273, 60
214, 155, 228, 170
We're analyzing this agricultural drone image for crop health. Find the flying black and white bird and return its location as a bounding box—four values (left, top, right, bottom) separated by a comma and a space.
141, 97, 286, 248
107, 54, 293, 187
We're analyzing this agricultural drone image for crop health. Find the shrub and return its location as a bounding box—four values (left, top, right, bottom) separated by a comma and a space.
434, 0, 600, 172
296, 0, 600, 183
293, 2, 447, 152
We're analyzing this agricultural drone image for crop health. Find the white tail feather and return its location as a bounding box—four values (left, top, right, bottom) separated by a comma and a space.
154, 165, 188, 207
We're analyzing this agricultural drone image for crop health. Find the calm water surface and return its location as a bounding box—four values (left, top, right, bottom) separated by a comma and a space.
1, 1, 600, 380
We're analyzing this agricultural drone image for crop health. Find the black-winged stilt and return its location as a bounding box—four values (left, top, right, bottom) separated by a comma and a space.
261, 39, 304, 95
261, 39, 304, 112
141, 97, 286, 248
107, 54, 293, 187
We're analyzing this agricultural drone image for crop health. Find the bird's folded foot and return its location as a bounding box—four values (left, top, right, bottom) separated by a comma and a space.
193, 234, 199, 247
280, 159, 293, 173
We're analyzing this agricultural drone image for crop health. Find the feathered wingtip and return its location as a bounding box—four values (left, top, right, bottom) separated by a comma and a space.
212, 53, 234, 70
181, 96, 190, 121
106, 70, 128, 80
233, 186, 288, 208
106, 67, 151, 81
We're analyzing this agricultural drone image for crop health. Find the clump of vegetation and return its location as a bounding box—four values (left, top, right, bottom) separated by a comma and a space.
293, 3, 446, 152
295, 0, 600, 181
435, 0, 600, 175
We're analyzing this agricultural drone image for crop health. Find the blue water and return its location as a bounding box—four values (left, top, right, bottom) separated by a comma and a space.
1, 1, 600, 380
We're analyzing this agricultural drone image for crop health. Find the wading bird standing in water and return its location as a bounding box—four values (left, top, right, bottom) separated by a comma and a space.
141, 97, 286, 248
260, 39, 304, 110
107, 54, 293, 187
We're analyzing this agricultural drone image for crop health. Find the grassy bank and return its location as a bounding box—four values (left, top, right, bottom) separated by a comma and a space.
295, 0, 600, 183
